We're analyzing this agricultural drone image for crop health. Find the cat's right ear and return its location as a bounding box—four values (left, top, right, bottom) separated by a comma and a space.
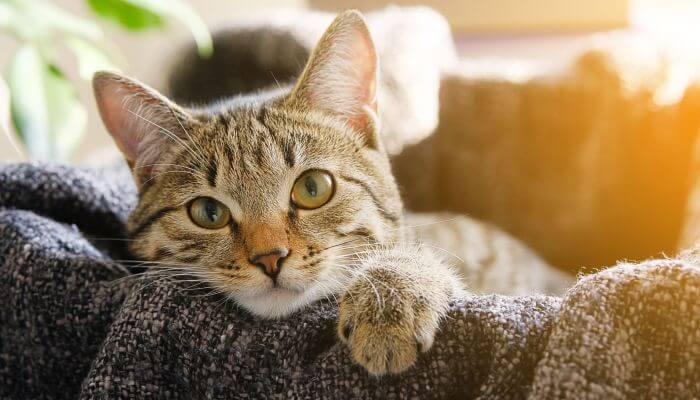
92, 71, 196, 185
288, 10, 380, 149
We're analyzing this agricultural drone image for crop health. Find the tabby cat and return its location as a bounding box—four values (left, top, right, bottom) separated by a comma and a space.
93, 10, 463, 375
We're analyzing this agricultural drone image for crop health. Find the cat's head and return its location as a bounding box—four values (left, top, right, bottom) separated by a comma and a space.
93, 11, 403, 318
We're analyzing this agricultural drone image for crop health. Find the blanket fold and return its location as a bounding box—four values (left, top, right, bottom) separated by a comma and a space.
1, 163, 698, 399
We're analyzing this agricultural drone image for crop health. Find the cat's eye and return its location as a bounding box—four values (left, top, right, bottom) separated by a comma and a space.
291, 170, 335, 209
188, 197, 231, 229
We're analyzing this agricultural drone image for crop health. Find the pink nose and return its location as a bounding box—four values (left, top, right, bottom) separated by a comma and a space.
249, 248, 289, 280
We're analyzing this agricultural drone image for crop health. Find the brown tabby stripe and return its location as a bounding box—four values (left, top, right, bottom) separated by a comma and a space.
288, 204, 298, 222
229, 220, 240, 235
259, 110, 295, 167
217, 113, 233, 134
281, 113, 365, 152
175, 254, 201, 264
178, 241, 201, 252
207, 160, 218, 187
333, 227, 375, 241
153, 247, 174, 260
254, 140, 265, 165
281, 139, 295, 167
338, 175, 400, 223
224, 145, 235, 163
130, 206, 179, 237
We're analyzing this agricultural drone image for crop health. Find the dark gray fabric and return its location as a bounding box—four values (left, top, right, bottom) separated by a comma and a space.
1, 162, 699, 399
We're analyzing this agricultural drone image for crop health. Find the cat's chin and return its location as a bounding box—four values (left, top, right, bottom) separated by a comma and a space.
234, 287, 319, 319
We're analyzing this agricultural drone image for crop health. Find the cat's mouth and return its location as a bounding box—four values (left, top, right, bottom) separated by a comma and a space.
235, 284, 318, 318
227, 261, 346, 318
266, 284, 302, 294
209, 254, 349, 318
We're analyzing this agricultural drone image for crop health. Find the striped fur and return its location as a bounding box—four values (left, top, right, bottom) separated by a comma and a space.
93, 11, 462, 376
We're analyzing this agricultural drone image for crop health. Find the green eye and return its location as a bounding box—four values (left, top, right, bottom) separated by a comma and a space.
291, 170, 335, 209
188, 197, 231, 229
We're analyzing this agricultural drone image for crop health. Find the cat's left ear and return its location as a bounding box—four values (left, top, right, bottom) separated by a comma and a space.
93, 71, 197, 185
289, 10, 380, 148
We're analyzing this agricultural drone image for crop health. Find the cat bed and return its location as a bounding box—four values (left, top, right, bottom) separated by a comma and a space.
1, 162, 699, 398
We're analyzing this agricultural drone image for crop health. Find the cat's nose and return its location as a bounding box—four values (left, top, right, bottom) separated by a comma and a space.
250, 248, 289, 280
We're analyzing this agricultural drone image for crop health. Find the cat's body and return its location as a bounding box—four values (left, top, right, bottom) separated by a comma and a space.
93, 11, 462, 375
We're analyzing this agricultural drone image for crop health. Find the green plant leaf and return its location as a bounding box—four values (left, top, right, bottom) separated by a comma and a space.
0, 74, 25, 158
66, 37, 121, 80
9, 46, 87, 161
2, 0, 102, 42
123, 0, 213, 57
32, 0, 103, 40
0, 75, 9, 137
86, 0, 163, 31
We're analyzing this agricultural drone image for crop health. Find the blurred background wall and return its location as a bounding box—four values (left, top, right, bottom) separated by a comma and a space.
0, 0, 694, 163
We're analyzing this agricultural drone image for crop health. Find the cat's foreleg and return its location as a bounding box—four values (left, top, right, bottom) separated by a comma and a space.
337, 244, 464, 375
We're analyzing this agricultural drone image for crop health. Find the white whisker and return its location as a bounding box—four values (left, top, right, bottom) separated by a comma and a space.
126, 109, 205, 166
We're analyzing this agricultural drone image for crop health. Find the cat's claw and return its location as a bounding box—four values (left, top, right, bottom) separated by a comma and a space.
337, 269, 440, 376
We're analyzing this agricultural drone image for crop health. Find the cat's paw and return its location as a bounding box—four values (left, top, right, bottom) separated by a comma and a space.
337, 268, 440, 376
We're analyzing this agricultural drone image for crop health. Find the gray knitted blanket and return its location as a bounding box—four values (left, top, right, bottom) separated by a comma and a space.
1, 162, 699, 399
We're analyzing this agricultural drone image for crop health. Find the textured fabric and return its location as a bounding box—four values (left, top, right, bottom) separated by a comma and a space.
1, 162, 698, 399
